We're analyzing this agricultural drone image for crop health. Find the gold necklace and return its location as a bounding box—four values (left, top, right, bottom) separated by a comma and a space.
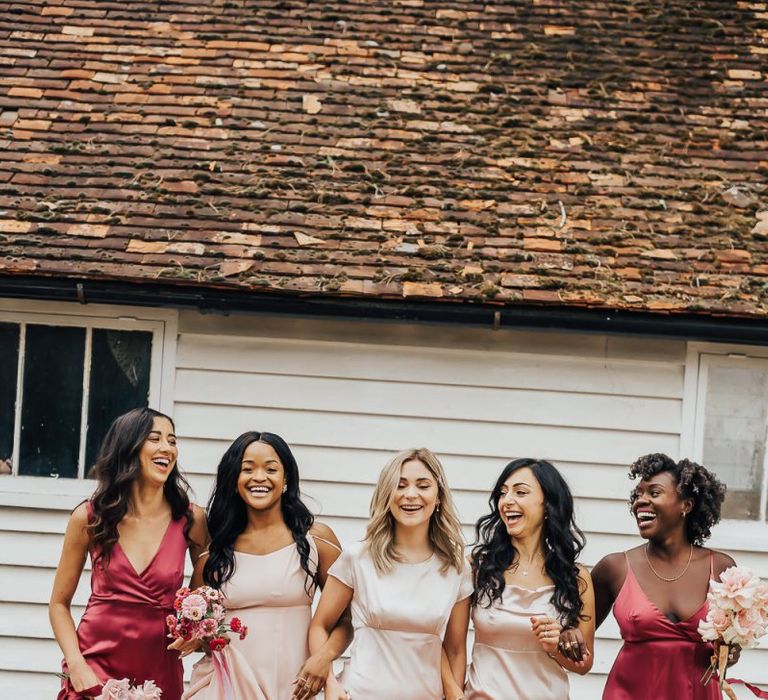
644, 543, 693, 582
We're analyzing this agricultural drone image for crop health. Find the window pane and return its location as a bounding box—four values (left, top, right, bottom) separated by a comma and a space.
84, 329, 152, 474
0, 322, 20, 474
19, 325, 85, 478
702, 364, 768, 520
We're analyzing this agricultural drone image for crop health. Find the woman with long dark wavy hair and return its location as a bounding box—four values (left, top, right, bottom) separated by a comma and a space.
50, 407, 208, 700
464, 458, 594, 699
183, 431, 351, 700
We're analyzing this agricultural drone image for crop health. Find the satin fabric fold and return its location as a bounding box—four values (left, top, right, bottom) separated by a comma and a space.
465, 583, 568, 700
184, 646, 267, 700
57, 505, 187, 700
603, 554, 720, 700
329, 542, 473, 700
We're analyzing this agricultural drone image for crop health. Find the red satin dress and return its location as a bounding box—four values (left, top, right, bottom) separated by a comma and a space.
603, 552, 719, 699
57, 503, 187, 700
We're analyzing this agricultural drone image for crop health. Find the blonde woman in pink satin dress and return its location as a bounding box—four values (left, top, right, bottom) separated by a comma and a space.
465, 459, 595, 700
182, 432, 352, 700
309, 448, 472, 700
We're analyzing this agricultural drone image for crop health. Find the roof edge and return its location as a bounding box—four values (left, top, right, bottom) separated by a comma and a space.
1, 275, 767, 346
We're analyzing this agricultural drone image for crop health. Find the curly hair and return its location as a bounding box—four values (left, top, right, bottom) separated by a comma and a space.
471, 459, 586, 629
628, 453, 726, 545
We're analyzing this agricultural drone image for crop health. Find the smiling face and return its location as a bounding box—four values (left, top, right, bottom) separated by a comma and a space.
631, 470, 691, 539
498, 467, 546, 538
236, 440, 286, 511
138, 416, 178, 486
390, 458, 439, 528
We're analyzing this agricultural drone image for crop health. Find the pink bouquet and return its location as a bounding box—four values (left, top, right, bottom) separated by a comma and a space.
96, 679, 162, 699
698, 565, 768, 699
167, 585, 248, 651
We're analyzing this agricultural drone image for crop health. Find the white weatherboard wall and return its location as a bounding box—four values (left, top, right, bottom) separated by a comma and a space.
1, 307, 767, 698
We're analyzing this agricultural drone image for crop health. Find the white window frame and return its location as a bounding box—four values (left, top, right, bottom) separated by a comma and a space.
0, 298, 177, 507
682, 341, 768, 553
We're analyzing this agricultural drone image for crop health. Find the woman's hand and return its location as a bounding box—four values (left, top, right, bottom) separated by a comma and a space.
322, 676, 350, 700
557, 626, 589, 664
66, 656, 102, 694
727, 644, 742, 667
531, 615, 561, 655
167, 636, 202, 658
291, 651, 332, 699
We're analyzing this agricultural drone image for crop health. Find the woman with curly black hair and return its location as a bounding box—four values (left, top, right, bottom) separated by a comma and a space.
464, 458, 594, 699
183, 431, 351, 700
588, 453, 737, 699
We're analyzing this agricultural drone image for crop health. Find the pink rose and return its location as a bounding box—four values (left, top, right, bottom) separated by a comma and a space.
132, 681, 162, 700
98, 678, 131, 700
709, 566, 760, 611
181, 594, 208, 621
728, 606, 765, 648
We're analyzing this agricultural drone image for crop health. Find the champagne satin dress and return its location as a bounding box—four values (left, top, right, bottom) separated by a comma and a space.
57, 503, 187, 700
465, 583, 568, 700
329, 542, 473, 700
185, 536, 325, 700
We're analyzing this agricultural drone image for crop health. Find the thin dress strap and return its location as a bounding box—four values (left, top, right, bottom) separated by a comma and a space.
312, 534, 342, 553
709, 551, 714, 579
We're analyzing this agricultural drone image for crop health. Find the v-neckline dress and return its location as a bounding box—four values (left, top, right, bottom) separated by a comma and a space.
57, 502, 188, 700
602, 552, 720, 700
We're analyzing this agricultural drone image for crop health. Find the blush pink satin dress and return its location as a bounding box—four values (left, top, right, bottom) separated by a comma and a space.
57, 504, 187, 700
465, 583, 568, 699
184, 537, 324, 700
329, 542, 473, 700
603, 553, 720, 700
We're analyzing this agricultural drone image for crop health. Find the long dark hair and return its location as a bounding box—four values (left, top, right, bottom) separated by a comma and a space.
89, 407, 191, 566
203, 431, 315, 591
471, 458, 586, 628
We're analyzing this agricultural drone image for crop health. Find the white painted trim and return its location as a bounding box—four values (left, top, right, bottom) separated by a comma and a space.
0, 300, 179, 489
0, 298, 177, 324
157, 312, 178, 418
10, 324, 25, 477
77, 328, 93, 480
683, 340, 768, 545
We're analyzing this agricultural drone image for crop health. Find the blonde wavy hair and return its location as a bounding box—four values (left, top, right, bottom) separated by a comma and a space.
364, 448, 465, 575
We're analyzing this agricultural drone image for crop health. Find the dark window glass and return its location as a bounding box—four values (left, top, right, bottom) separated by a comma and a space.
85, 330, 152, 473
19, 325, 85, 477
0, 322, 20, 474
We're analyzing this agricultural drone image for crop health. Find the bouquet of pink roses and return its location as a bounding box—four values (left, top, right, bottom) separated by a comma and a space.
167, 585, 248, 652
96, 679, 162, 699
698, 565, 768, 699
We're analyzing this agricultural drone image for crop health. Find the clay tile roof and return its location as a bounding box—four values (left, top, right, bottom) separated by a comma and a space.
1, 1, 768, 317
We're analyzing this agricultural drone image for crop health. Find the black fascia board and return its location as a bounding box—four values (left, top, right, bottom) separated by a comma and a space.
1, 275, 767, 346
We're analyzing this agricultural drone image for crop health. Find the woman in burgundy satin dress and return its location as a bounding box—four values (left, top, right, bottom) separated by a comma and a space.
50, 408, 208, 699
590, 453, 739, 699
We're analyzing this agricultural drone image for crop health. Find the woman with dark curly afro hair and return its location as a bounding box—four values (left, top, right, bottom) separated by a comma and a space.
576, 453, 738, 699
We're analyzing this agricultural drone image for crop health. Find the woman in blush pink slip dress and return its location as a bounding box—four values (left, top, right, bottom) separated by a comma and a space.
590, 453, 741, 700
308, 448, 472, 700
49, 408, 208, 700
182, 431, 351, 700
465, 459, 595, 700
